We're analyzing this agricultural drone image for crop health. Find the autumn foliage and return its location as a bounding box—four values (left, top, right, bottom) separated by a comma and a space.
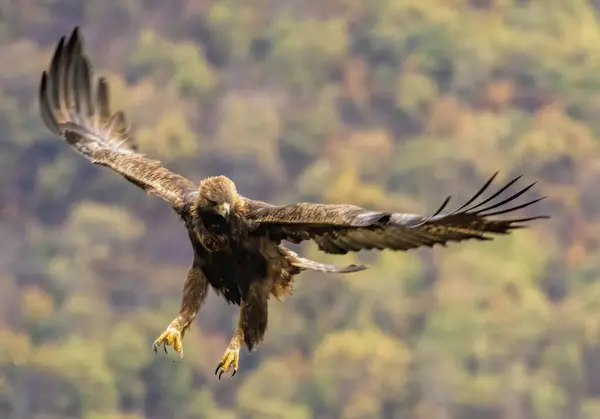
0, 1, 596, 418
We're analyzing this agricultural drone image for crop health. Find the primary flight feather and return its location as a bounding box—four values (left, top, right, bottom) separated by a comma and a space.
39, 27, 549, 379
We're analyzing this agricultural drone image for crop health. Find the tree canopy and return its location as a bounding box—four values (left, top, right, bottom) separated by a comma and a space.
0, 0, 596, 418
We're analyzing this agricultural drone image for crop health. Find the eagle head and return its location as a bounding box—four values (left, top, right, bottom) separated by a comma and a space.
194, 175, 240, 220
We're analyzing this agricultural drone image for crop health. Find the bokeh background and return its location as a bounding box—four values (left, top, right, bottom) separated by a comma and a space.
0, 0, 597, 418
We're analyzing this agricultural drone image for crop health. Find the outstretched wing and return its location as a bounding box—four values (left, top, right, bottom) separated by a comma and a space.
242, 173, 549, 255
39, 27, 198, 212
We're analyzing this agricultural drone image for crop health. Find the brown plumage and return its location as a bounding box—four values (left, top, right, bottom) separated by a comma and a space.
39, 27, 549, 379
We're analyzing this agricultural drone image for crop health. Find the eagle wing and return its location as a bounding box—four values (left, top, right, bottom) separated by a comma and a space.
242, 173, 549, 254
39, 27, 198, 212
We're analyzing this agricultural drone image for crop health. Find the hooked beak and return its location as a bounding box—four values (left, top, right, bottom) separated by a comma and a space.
215, 202, 231, 219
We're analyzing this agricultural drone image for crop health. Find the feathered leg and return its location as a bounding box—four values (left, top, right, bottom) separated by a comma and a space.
215, 281, 268, 379
153, 255, 208, 360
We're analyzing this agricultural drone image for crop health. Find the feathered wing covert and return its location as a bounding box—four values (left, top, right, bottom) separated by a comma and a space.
242, 173, 549, 255
39, 27, 197, 213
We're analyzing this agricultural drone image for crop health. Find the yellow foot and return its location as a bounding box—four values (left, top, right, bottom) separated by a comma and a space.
214, 347, 240, 379
152, 327, 183, 361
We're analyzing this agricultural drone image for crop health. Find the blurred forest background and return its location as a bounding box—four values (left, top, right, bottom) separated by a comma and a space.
0, 0, 598, 418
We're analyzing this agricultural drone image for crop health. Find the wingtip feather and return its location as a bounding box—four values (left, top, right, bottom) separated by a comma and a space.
40, 26, 139, 156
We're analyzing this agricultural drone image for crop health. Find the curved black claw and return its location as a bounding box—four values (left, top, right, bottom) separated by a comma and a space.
214, 356, 238, 380
152, 328, 183, 359
215, 361, 223, 376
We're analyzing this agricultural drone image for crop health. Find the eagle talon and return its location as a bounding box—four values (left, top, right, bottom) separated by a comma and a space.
214, 361, 223, 376
153, 327, 183, 360
173, 350, 183, 362
214, 348, 239, 379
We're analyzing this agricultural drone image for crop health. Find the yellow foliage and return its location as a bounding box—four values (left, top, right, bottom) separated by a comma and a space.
20, 285, 53, 320
515, 104, 598, 162
395, 71, 439, 116
65, 201, 145, 243
313, 328, 411, 409
237, 358, 308, 417
0, 328, 32, 366
137, 110, 200, 159
105, 321, 152, 372
136, 29, 218, 96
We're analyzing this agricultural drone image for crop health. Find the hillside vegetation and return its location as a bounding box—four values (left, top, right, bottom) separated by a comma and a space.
0, 1, 598, 418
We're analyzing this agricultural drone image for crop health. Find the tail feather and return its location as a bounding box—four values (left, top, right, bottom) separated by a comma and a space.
292, 257, 368, 274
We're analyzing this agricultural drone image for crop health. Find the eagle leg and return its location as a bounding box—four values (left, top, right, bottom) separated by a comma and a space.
215, 282, 268, 379
152, 260, 208, 361
215, 327, 243, 379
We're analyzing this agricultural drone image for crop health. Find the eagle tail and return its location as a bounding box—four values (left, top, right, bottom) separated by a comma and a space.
291, 257, 368, 274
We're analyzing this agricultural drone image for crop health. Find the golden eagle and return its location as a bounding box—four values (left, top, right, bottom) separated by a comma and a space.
39, 27, 549, 379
